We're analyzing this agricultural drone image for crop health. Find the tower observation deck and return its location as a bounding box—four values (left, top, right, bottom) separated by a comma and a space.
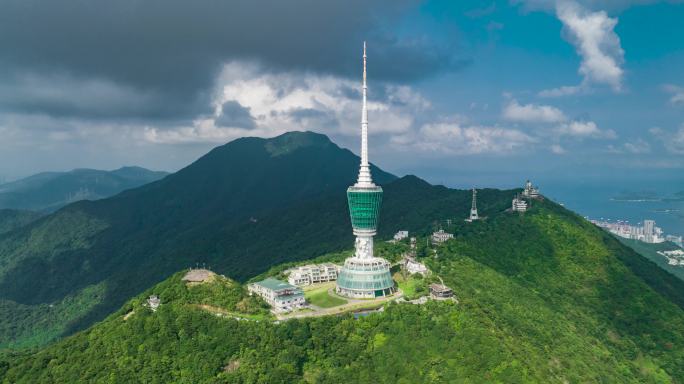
336, 42, 395, 299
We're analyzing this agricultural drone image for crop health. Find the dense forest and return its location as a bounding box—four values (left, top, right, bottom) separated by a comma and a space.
2, 198, 683, 383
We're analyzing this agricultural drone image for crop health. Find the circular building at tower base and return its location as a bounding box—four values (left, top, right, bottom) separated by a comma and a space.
336, 257, 396, 299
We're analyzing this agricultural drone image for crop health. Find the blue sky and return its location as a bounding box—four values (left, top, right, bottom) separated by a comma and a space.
0, 0, 682, 188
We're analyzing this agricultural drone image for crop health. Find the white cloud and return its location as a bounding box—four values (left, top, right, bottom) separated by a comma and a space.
623, 139, 651, 153
651, 125, 684, 154
555, 120, 617, 138
663, 84, 684, 106
557, 1, 624, 90
144, 62, 428, 144
391, 121, 536, 155
538, 85, 584, 98
502, 99, 567, 123
536, 0, 625, 96
550, 144, 567, 154
607, 138, 651, 154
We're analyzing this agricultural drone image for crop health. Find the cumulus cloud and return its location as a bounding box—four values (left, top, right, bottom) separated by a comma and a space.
214, 101, 257, 129
555, 120, 617, 138
0, 0, 468, 124
144, 62, 426, 144
502, 99, 567, 123
517, 0, 675, 12
607, 138, 651, 154
391, 121, 536, 155
550, 144, 567, 154
663, 84, 684, 106
651, 125, 684, 154
534, 0, 625, 96
538, 85, 584, 98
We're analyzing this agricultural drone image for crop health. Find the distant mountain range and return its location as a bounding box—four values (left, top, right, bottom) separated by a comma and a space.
0, 167, 168, 212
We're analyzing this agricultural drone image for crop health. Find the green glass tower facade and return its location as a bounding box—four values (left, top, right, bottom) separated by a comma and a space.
347, 186, 383, 230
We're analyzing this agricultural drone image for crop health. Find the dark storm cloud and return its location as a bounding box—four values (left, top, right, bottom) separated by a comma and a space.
288, 108, 340, 129
215, 101, 256, 129
0, 0, 466, 121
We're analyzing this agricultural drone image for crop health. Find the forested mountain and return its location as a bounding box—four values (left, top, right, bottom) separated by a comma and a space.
0, 166, 168, 212
2, 198, 683, 383
0, 210, 42, 235
616, 238, 684, 282
0, 131, 514, 349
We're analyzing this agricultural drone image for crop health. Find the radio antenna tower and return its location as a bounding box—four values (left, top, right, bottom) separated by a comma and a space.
469, 188, 479, 221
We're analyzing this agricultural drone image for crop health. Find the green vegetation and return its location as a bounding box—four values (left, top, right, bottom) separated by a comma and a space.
393, 272, 428, 300
0, 167, 168, 212
615, 237, 684, 281
0, 209, 42, 235
1, 132, 511, 350
2, 198, 684, 383
0, 283, 106, 350
304, 284, 347, 308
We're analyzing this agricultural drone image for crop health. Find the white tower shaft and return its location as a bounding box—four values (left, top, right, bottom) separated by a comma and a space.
356, 41, 374, 188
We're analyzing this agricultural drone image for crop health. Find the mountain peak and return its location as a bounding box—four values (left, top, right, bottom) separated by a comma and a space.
264, 131, 333, 157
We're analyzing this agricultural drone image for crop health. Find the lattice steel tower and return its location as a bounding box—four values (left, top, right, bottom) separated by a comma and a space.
336, 42, 395, 299
469, 188, 479, 221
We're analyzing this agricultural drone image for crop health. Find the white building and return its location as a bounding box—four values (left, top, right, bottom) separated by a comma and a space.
431, 229, 454, 244
512, 195, 528, 212
147, 295, 161, 312
590, 219, 666, 243
248, 278, 306, 313
393, 230, 409, 241
287, 263, 339, 286
404, 257, 428, 275
522, 180, 540, 198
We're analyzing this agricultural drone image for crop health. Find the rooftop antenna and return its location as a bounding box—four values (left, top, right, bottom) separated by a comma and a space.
355, 41, 373, 187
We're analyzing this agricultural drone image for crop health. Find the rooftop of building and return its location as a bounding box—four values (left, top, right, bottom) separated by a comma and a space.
182, 269, 216, 283
429, 283, 452, 293
253, 277, 299, 292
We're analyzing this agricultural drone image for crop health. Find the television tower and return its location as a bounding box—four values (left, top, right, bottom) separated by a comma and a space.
336, 42, 395, 299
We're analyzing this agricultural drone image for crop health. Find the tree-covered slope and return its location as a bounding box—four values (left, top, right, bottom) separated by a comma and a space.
0, 132, 514, 350
0, 209, 42, 235
2, 199, 683, 383
615, 238, 684, 282
0, 166, 168, 212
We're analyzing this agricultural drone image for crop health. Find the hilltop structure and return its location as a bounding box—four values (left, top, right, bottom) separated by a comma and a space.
512, 194, 528, 212
336, 43, 395, 299
432, 229, 454, 244
287, 263, 339, 286
248, 278, 306, 313
522, 180, 540, 198
466, 188, 479, 222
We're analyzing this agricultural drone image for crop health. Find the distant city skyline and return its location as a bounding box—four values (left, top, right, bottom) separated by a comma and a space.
1, 1, 683, 186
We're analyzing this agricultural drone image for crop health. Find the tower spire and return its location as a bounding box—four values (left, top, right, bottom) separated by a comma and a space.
356, 41, 373, 187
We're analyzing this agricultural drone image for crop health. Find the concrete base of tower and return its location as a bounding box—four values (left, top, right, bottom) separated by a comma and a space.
335, 256, 396, 299
336, 286, 396, 299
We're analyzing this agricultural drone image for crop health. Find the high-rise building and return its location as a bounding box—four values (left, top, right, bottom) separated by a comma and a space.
644, 219, 655, 242
336, 43, 395, 299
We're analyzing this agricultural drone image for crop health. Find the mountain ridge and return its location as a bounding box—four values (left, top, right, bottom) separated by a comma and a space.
0, 166, 169, 212
0, 131, 470, 349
